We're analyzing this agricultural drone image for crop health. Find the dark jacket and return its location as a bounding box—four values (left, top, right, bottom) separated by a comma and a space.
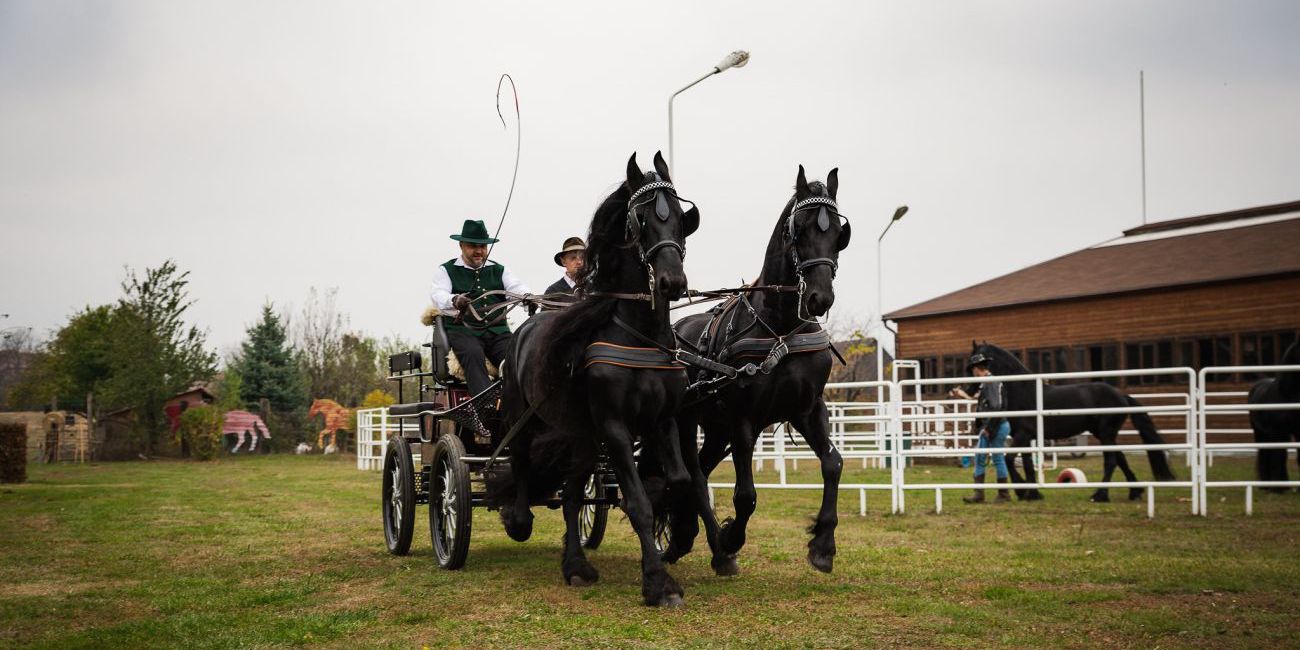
544, 277, 576, 297
976, 379, 1008, 433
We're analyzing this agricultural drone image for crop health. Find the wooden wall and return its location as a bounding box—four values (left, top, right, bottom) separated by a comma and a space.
895, 274, 1300, 363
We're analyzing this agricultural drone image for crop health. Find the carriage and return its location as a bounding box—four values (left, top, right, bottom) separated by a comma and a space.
379, 315, 615, 568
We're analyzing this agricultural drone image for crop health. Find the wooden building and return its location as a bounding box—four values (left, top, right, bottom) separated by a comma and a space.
885, 200, 1300, 393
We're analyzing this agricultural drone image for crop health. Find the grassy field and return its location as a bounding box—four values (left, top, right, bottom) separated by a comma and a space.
2, 452, 1298, 649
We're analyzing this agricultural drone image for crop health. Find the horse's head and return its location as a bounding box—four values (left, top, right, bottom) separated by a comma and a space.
622, 151, 697, 301
783, 165, 850, 317
971, 340, 1028, 376
307, 399, 321, 417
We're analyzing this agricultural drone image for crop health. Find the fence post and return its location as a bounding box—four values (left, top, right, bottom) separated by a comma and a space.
1035, 378, 1045, 487
890, 381, 904, 514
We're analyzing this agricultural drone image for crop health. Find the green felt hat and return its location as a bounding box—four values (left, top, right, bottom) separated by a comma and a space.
450, 219, 499, 244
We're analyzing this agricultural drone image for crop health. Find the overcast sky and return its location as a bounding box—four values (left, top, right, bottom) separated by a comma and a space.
2, 1, 1298, 357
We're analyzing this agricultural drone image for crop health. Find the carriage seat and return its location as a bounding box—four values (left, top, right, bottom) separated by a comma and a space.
421, 306, 499, 385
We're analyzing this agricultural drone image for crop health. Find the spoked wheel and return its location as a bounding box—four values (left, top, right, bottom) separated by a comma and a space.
429, 434, 472, 569
382, 436, 416, 555
578, 473, 609, 550
653, 511, 673, 555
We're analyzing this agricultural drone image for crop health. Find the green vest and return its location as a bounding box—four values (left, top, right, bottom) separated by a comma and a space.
443, 259, 510, 336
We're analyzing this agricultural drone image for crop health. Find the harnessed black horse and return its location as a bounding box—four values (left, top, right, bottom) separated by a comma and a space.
654, 166, 851, 576
489, 152, 703, 607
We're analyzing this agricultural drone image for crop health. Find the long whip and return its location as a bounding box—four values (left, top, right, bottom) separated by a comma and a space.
486, 73, 520, 261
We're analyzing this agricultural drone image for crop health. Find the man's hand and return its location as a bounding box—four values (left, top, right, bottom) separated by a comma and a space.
452, 294, 471, 310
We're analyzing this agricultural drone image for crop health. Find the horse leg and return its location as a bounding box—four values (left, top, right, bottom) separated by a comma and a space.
790, 399, 841, 573
316, 429, 327, 449
718, 419, 758, 558
697, 422, 730, 477
1113, 450, 1143, 500
598, 419, 683, 607
1256, 425, 1288, 491
500, 432, 536, 542
660, 414, 700, 565
1091, 448, 1118, 503
561, 469, 599, 586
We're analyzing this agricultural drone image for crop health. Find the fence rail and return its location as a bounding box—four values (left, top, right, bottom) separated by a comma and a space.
355, 364, 1299, 518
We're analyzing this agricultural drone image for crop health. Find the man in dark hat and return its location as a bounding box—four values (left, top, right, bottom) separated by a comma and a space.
544, 236, 586, 297
430, 219, 532, 395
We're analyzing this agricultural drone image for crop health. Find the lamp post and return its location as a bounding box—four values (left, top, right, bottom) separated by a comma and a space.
667, 50, 750, 173
876, 205, 910, 395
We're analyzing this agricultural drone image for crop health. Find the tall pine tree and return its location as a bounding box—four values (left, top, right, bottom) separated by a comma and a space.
236, 304, 306, 413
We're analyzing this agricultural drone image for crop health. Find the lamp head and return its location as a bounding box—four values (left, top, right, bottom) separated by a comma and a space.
892, 205, 909, 222
715, 50, 750, 73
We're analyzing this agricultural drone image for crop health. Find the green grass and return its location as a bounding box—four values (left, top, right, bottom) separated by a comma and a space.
1, 453, 1298, 648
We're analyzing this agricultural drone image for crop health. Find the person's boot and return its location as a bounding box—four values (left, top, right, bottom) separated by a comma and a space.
963, 475, 986, 503
995, 477, 1011, 502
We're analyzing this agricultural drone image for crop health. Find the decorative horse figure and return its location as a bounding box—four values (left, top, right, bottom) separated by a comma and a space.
971, 341, 1176, 501
1248, 341, 1300, 490
490, 152, 699, 607
308, 398, 352, 452
664, 166, 850, 576
223, 410, 270, 453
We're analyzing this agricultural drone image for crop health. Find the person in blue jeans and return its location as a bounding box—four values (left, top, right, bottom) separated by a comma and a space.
962, 353, 1011, 503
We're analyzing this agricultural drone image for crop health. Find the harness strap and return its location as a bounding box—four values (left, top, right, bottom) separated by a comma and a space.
484, 397, 542, 470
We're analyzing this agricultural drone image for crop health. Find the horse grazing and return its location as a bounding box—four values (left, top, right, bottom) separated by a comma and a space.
970, 341, 1176, 502
663, 166, 850, 576
308, 399, 352, 452
1248, 341, 1300, 490
489, 152, 700, 607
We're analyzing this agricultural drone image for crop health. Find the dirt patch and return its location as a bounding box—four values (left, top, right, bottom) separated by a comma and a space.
0, 578, 135, 599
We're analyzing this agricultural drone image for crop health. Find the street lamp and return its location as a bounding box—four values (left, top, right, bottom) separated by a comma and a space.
667, 50, 750, 173
876, 205, 910, 393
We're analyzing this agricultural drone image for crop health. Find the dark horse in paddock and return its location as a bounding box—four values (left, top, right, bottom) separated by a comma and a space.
1249, 342, 1300, 490
489, 152, 700, 607
659, 166, 850, 575
971, 342, 1176, 502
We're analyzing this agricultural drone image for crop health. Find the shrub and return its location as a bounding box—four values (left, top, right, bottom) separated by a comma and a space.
177, 406, 224, 461
1, 422, 27, 483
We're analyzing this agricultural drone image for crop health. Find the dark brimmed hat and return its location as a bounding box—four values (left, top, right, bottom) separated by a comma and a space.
450, 219, 499, 245
966, 352, 991, 371
553, 236, 586, 266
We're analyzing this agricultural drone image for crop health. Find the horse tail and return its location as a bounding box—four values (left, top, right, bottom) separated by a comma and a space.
1125, 394, 1175, 481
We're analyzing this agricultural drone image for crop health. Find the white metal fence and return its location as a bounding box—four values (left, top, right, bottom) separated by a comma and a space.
356, 364, 1297, 518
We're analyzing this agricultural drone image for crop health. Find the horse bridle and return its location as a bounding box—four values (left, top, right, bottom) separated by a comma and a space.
624, 175, 694, 309
784, 194, 849, 322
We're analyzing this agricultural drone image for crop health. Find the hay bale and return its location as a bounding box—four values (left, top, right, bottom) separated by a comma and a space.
1, 422, 27, 484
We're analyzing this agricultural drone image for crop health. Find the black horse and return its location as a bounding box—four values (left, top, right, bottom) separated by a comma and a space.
1248, 342, 1300, 489
490, 152, 699, 607
971, 341, 1176, 502
660, 166, 850, 575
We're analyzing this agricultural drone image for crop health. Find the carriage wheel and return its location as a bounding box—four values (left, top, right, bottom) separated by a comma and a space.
653, 511, 673, 555
578, 473, 609, 550
382, 436, 416, 555
429, 434, 473, 569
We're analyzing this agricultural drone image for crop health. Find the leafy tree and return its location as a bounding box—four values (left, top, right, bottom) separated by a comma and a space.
233, 304, 305, 413
100, 261, 216, 455
177, 406, 223, 461
8, 305, 116, 411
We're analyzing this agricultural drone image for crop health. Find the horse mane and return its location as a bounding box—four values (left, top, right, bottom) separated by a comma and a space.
755, 181, 829, 286
979, 342, 1031, 376
540, 183, 634, 381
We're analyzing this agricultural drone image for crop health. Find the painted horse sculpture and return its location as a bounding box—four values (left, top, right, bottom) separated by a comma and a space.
970, 341, 1176, 501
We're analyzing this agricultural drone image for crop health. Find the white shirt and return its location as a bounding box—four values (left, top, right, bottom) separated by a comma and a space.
563, 275, 576, 288
430, 257, 532, 316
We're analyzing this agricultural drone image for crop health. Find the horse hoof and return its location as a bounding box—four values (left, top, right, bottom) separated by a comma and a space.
1128, 488, 1144, 501
568, 574, 596, 587
1023, 491, 1044, 501
655, 593, 685, 608
719, 518, 745, 555
712, 555, 740, 577
1089, 492, 1110, 503
808, 552, 835, 574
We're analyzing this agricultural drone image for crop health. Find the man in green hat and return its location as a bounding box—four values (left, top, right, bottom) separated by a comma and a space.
430, 219, 532, 395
